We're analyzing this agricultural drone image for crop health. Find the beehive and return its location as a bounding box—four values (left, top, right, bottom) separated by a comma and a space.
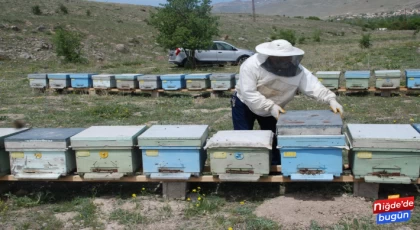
28, 73, 48, 89
48, 73, 71, 89
138, 75, 161, 90
413, 124, 420, 133
277, 110, 346, 181
210, 73, 236, 90
5, 128, 85, 179
138, 125, 208, 180
347, 124, 420, 184
160, 74, 186, 90
0, 128, 29, 176
205, 130, 272, 181
70, 73, 95, 88
71, 126, 147, 180
405, 69, 420, 89
185, 73, 211, 90
374, 70, 401, 89
92, 74, 116, 89
344, 71, 370, 90
115, 74, 142, 90
315, 71, 341, 90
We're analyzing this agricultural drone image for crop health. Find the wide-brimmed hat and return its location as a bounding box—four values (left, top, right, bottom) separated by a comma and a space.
255, 39, 304, 57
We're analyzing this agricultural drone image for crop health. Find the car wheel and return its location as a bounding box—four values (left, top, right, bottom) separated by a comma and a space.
234, 56, 249, 66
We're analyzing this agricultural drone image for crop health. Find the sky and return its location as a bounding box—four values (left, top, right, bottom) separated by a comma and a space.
90, 0, 233, 6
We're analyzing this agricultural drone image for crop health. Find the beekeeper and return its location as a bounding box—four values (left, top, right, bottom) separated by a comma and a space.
231, 39, 343, 164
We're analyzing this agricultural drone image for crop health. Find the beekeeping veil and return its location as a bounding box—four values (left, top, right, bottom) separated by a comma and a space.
256, 39, 305, 77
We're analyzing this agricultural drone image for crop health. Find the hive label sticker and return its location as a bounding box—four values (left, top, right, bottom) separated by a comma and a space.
409, 78, 415, 80
187, 80, 192, 83
319, 79, 323, 82
377, 78, 383, 80
77, 151, 90, 157
99, 151, 109, 159
146, 150, 159, 157
117, 80, 121, 82
213, 152, 227, 159
10, 152, 24, 158
139, 80, 144, 83
357, 152, 372, 159
34, 153, 42, 159
162, 80, 167, 83
284, 152, 296, 157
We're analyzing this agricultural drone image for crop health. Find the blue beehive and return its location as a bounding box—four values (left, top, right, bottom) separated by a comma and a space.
344, 70, 370, 89
160, 74, 186, 90
70, 73, 96, 88
405, 69, 420, 89
276, 110, 347, 181
48, 73, 71, 89
138, 125, 208, 180
413, 124, 420, 133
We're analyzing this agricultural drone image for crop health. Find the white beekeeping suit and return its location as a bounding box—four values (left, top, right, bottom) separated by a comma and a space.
235, 40, 343, 118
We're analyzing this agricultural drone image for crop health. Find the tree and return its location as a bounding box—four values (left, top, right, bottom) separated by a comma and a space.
53, 28, 86, 63
149, 0, 219, 68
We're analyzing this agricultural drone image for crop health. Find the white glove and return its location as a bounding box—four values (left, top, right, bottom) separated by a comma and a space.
329, 99, 344, 116
270, 104, 286, 120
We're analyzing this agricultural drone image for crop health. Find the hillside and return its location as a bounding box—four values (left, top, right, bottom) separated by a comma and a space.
212, 0, 420, 18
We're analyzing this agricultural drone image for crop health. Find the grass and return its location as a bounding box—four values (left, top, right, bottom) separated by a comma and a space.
109, 208, 149, 225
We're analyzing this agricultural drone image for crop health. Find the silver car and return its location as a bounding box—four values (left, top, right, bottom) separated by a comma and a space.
168, 41, 255, 67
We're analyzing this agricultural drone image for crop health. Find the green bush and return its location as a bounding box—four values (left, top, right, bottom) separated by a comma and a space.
52, 28, 85, 63
294, 16, 304, 19
271, 29, 296, 45
32, 5, 42, 15
59, 4, 68, 14
307, 16, 321, 21
298, 36, 306, 44
359, 33, 372, 49
86, 9, 91, 17
312, 30, 321, 42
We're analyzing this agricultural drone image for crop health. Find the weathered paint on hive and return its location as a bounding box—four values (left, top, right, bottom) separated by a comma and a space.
138, 75, 161, 90
405, 69, 420, 89
92, 74, 116, 89
138, 125, 209, 147
210, 73, 236, 90
48, 73, 71, 89
28, 73, 48, 88
0, 128, 30, 175
160, 74, 186, 90
276, 110, 343, 135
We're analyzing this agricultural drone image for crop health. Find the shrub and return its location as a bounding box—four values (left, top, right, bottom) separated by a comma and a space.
359, 33, 372, 49
307, 16, 321, 21
298, 36, 306, 44
32, 5, 42, 15
86, 9, 91, 17
312, 30, 321, 42
52, 28, 85, 63
59, 4, 68, 14
271, 29, 296, 45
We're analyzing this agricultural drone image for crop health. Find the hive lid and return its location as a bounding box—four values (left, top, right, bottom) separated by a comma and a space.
161, 74, 185, 79
48, 73, 70, 79
0, 128, 30, 148
405, 69, 420, 77
374, 70, 401, 77
70, 73, 96, 79
138, 125, 209, 147
315, 71, 341, 79
28, 74, 47, 79
413, 124, 420, 133
138, 75, 161, 80
115, 74, 142, 80
5, 128, 85, 150
344, 71, 370, 79
185, 73, 211, 79
204, 130, 273, 149
347, 124, 420, 149
70, 126, 147, 148
210, 73, 235, 80
92, 74, 115, 79
276, 110, 343, 135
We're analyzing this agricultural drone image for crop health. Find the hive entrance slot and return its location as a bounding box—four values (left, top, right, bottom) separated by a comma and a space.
225, 168, 254, 174
371, 170, 402, 177
158, 168, 184, 173
91, 168, 118, 173
298, 168, 324, 175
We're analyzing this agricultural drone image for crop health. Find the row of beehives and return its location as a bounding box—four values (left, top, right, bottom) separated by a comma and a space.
27, 73, 239, 91
27, 70, 420, 91
0, 110, 420, 183
316, 70, 420, 90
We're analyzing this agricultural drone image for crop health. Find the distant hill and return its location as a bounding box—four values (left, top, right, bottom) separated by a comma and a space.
212, 0, 420, 18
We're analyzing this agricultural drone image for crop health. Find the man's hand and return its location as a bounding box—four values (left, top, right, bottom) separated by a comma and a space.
330, 99, 344, 116
270, 104, 286, 120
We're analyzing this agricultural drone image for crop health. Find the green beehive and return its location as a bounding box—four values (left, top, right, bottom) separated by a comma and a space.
374, 70, 401, 89
70, 126, 147, 180
344, 71, 370, 90
347, 124, 420, 184
315, 71, 341, 89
